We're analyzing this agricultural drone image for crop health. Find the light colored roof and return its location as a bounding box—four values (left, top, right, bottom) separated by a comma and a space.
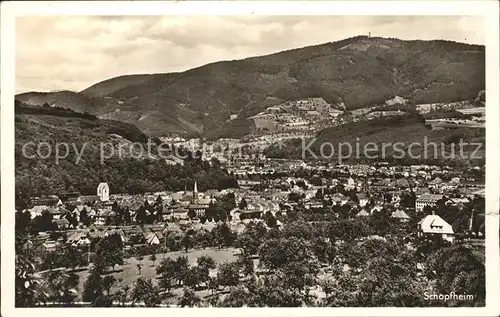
28, 205, 48, 213
67, 231, 86, 242
53, 218, 70, 225
391, 209, 410, 219
197, 198, 211, 205
97, 182, 109, 189
419, 215, 454, 235
145, 232, 160, 245
356, 209, 370, 217
416, 194, 444, 203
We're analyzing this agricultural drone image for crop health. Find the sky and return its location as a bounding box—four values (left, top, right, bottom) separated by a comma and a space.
16, 15, 485, 93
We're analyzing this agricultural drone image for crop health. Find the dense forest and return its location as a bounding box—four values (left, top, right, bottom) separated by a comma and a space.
15, 102, 238, 198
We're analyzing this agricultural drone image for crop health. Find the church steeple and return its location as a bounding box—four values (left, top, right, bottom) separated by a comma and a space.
193, 180, 198, 200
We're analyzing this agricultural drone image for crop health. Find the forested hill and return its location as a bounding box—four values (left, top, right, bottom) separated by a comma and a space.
15, 101, 238, 198
264, 113, 485, 167
16, 36, 485, 137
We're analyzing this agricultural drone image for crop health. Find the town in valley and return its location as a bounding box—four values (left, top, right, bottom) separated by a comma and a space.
15, 95, 486, 307
13, 15, 488, 308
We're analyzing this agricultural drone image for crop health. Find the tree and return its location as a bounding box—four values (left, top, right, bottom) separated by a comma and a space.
135, 206, 147, 224
235, 222, 267, 255
178, 288, 201, 307
238, 198, 248, 210
102, 275, 116, 296
79, 208, 91, 227
219, 286, 253, 307
95, 233, 124, 272
187, 209, 196, 219
82, 265, 112, 307
15, 236, 48, 307
253, 279, 303, 307
197, 255, 216, 286
173, 256, 190, 286
184, 266, 204, 290
237, 254, 254, 277
116, 285, 130, 306
156, 258, 177, 293
315, 188, 324, 200
217, 262, 240, 289
44, 270, 80, 306
259, 237, 311, 270
15, 209, 31, 232
149, 253, 157, 267
63, 246, 85, 271
427, 245, 485, 302
288, 192, 302, 203
131, 278, 161, 307
182, 233, 193, 252
212, 223, 236, 249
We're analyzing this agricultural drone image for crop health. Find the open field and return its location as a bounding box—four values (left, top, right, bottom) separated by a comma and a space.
74, 247, 241, 301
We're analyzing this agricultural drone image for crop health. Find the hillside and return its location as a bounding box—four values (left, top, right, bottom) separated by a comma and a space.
15, 90, 105, 114
15, 101, 238, 197
264, 114, 485, 167
16, 36, 485, 137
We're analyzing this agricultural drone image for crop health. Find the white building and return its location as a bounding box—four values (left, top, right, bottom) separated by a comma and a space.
415, 194, 443, 212
417, 214, 455, 243
97, 182, 110, 201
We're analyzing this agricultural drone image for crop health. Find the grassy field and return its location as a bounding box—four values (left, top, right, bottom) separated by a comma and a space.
75, 247, 241, 302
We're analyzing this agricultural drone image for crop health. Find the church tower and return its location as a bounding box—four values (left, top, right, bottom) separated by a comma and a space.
193, 180, 198, 201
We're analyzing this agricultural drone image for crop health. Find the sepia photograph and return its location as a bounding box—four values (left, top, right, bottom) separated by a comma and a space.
2, 1, 499, 315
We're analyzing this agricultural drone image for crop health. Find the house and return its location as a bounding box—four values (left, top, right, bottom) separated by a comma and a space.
370, 204, 384, 214
95, 209, 114, 226
237, 208, 263, 220
356, 193, 369, 207
97, 182, 110, 201
105, 228, 127, 243
75, 195, 101, 205
447, 197, 470, 209
27, 205, 48, 219
22, 240, 34, 253
415, 194, 444, 212
67, 231, 91, 246
304, 200, 323, 210
415, 187, 431, 197
344, 177, 356, 190
100, 200, 114, 210
188, 204, 209, 218
179, 219, 192, 230
390, 209, 410, 222
34, 240, 59, 257
390, 191, 402, 204
395, 178, 411, 188
47, 207, 63, 220
170, 207, 189, 221
417, 214, 454, 243
331, 193, 348, 206
356, 209, 370, 217
428, 177, 443, 190
29, 195, 63, 207
144, 231, 162, 245
53, 218, 70, 230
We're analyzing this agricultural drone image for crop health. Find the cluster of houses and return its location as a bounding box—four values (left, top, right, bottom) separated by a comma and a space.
20, 160, 485, 257
247, 98, 343, 135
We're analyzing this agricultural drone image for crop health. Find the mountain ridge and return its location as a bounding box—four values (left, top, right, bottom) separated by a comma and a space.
16, 36, 485, 137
